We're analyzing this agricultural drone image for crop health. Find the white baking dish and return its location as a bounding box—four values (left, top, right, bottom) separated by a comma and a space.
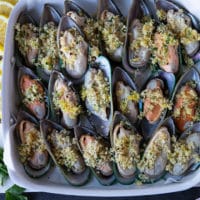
2, 0, 200, 196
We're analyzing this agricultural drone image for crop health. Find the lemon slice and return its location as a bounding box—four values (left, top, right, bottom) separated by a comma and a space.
0, 1, 13, 17
0, 15, 8, 48
0, 44, 4, 57
0, 0, 18, 6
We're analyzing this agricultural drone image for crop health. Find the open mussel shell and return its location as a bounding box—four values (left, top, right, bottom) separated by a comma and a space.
139, 70, 175, 140
64, 0, 90, 19
156, 0, 200, 56
15, 111, 52, 178
112, 67, 139, 124
40, 119, 90, 186
48, 70, 80, 129
168, 122, 200, 178
123, 0, 151, 70
17, 66, 49, 120
138, 117, 174, 183
171, 68, 200, 133
74, 126, 115, 186
15, 12, 38, 68
83, 56, 113, 137
110, 111, 140, 184
57, 15, 88, 84
36, 4, 61, 82
97, 0, 124, 62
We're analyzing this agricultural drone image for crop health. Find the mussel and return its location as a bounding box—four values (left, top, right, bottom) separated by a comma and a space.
36, 4, 61, 81
172, 68, 200, 132
57, 15, 88, 82
64, 0, 100, 62
112, 67, 139, 124
15, 111, 51, 178
17, 66, 48, 120
156, 0, 200, 57
166, 122, 200, 177
15, 12, 39, 68
41, 120, 90, 186
75, 126, 115, 185
140, 70, 175, 139
81, 56, 113, 137
123, 0, 154, 69
97, 0, 126, 62
48, 70, 81, 129
110, 111, 142, 184
138, 117, 174, 183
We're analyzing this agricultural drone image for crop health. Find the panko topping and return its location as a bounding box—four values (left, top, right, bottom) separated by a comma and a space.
37, 22, 59, 72
116, 85, 140, 114
130, 18, 155, 63
80, 135, 111, 169
18, 121, 46, 164
166, 135, 200, 174
60, 28, 88, 68
99, 10, 126, 55
139, 127, 170, 171
113, 124, 141, 170
15, 23, 39, 65
53, 79, 82, 119
152, 24, 179, 67
48, 129, 81, 170
21, 75, 45, 105
173, 82, 199, 125
81, 68, 110, 120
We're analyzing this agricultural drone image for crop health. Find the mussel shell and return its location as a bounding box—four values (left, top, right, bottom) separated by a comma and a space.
139, 70, 175, 140
48, 70, 80, 129
57, 15, 88, 84
40, 119, 90, 186
97, 0, 124, 62
83, 56, 113, 137
112, 67, 139, 124
15, 12, 38, 68
64, 0, 90, 18
110, 111, 140, 184
15, 111, 51, 178
166, 122, 200, 179
172, 68, 200, 132
156, 0, 200, 31
138, 117, 174, 183
74, 125, 115, 186
36, 4, 61, 83
17, 66, 49, 120
122, 0, 151, 71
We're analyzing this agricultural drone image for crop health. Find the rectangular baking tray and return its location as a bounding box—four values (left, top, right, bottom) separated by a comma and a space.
2, 0, 200, 197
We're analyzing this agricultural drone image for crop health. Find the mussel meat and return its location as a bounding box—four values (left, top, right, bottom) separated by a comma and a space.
18, 67, 47, 120
58, 15, 88, 80
15, 13, 39, 68
41, 120, 90, 186
49, 71, 81, 129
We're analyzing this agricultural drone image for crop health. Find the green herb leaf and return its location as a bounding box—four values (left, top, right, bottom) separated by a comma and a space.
5, 184, 28, 200
0, 148, 8, 185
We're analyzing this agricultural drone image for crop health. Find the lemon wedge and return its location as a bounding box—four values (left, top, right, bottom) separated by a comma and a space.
0, 15, 8, 48
0, 1, 13, 17
0, 44, 4, 57
0, 0, 18, 6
